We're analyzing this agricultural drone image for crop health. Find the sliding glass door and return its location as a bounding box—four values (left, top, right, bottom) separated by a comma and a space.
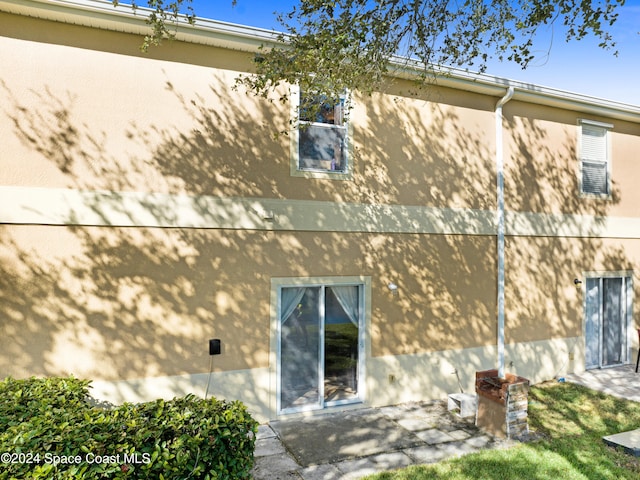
585, 276, 631, 369
278, 283, 363, 413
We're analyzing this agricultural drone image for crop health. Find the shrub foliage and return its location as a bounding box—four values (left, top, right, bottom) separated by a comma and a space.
0, 376, 258, 479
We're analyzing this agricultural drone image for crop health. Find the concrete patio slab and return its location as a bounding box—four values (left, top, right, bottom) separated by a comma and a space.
299, 463, 343, 480
255, 436, 288, 457
270, 410, 423, 467
335, 451, 414, 475
566, 365, 640, 402
396, 416, 434, 432
251, 452, 301, 479
403, 444, 454, 464
252, 400, 516, 480
413, 428, 458, 444
603, 429, 640, 456
257, 424, 278, 440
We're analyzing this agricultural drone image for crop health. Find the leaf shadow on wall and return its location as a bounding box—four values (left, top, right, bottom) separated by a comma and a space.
0, 68, 635, 413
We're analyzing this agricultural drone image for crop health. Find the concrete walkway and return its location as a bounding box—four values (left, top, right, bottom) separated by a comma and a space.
251, 400, 516, 480
565, 364, 640, 402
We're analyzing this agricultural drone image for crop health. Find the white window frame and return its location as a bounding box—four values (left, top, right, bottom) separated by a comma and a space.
270, 276, 370, 416
290, 86, 353, 180
578, 119, 613, 198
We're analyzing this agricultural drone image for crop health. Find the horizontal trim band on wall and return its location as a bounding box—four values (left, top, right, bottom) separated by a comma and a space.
504, 210, 639, 238
0, 186, 495, 235
1, 186, 640, 239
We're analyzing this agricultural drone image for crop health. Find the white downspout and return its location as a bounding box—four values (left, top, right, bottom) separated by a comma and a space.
495, 86, 514, 379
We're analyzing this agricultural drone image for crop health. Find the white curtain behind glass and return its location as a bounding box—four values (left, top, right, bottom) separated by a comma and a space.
331, 285, 359, 326
281, 287, 306, 324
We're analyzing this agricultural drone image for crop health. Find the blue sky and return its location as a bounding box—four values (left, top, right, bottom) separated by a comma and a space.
189, 1, 640, 106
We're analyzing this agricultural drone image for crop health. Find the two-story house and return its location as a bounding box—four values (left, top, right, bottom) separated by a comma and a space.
2, 0, 640, 422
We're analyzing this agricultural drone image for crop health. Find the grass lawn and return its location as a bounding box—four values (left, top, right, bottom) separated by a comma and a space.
364, 382, 640, 480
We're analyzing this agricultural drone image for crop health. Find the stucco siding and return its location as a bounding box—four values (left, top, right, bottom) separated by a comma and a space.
2, 3, 640, 420
0, 223, 497, 380
1, 12, 497, 212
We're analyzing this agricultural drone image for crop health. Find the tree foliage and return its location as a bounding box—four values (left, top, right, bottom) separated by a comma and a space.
113, 0, 196, 51
116, 0, 623, 101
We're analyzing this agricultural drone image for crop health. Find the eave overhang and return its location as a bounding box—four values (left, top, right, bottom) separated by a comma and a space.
2, 0, 640, 123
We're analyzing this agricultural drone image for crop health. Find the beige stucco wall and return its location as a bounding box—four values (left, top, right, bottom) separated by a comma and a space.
505, 235, 640, 345
1, 12, 500, 382
358, 84, 497, 210
0, 13, 288, 198
2, 8, 640, 420
0, 224, 497, 381
504, 100, 640, 217
0, 12, 496, 211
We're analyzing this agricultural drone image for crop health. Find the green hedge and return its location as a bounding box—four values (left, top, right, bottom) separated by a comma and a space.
0, 376, 258, 479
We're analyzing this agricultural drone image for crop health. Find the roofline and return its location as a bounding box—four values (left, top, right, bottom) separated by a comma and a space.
392, 59, 640, 123
0, 0, 280, 49
3, 0, 640, 123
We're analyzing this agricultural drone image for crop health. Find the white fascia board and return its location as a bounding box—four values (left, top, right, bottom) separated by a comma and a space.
510, 86, 640, 124
390, 58, 640, 123
4, 0, 640, 122
0, 0, 280, 52
0, 0, 151, 35
388, 58, 513, 98
172, 15, 281, 51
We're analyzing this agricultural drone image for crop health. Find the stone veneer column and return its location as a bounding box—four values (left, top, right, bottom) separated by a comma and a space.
475, 369, 529, 440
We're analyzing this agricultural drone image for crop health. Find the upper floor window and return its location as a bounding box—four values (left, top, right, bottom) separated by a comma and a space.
291, 87, 350, 179
580, 120, 612, 196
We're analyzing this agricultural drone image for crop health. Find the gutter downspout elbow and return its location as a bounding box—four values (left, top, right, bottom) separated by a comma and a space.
495, 86, 514, 379
496, 86, 515, 110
